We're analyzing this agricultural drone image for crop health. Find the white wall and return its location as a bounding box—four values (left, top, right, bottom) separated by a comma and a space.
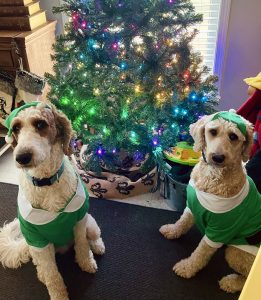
219, 0, 261, 110
40, 0, 66, 35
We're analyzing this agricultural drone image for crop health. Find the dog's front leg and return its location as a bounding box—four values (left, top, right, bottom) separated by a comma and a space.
173, 238, 217, 278
30, 244, 68, 300
74, 214, 97, 273
160, 208, 194, 239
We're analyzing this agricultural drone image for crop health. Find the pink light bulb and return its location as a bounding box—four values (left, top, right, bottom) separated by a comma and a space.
112, 43, 118, 50
81, 21, 87, 28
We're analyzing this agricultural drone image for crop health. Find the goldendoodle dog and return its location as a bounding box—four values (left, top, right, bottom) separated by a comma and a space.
0, 102, 105, 300
160, 110, 261, 293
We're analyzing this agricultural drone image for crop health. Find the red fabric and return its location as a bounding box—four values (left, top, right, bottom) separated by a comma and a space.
237, 89, 261, 157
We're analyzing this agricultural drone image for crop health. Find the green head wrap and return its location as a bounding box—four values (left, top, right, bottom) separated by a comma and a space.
4, 101, 51, 143
211, 111, 247, 136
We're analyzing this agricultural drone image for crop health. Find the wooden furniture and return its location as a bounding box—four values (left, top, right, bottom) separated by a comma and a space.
0, 21, 56, 156
0, 20, 56, 78
0, 0, 47, 31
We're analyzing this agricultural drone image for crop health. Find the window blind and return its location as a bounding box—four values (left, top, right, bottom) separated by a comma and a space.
191, 0, 222, 72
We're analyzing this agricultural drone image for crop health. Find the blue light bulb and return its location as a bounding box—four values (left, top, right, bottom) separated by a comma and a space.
120, 61, 127, 70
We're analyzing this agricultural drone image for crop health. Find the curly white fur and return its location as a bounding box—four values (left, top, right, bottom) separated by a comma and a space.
160, 111, 256, 293
0, 219, 30, 268
0, 103, 105, 300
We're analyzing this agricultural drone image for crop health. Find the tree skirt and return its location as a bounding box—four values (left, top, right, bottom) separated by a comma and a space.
71, 147, 158, 200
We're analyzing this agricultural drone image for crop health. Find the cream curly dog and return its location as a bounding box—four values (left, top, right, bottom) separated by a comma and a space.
0, 102, 105, 300
160, 110, 261, 293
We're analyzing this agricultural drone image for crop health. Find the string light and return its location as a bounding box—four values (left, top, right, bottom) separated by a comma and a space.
201, 96, 208, 102
153, 137, 159, 146
183, 70, 190, 81
103, 126, 110, 135
121, 107, 128, 119
93, 88, 100, 96
166, 39, 174, 46
130, 131, 136, 138
77, 62, 84, 69
120, 73, 126, 80
120, 61, 127, 70
181, 109, 188, 116
72, 13, 78, 20
60, 97, 70, 105
184, 86, 190, 93
190, 91, 198, 101
97, 146, 104, 156
136, 46, 144, 53
134, 84, 141, 93
89, 107, 95, 115
112, 42, 119, 50
81, 21, 87, 29
171, 54, 178, 64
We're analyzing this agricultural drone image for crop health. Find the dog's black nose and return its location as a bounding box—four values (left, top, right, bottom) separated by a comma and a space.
16, 152, 32, 165
212, 154, 225, 164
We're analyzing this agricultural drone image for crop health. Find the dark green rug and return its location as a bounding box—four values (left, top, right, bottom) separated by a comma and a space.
0, 182, 238, 300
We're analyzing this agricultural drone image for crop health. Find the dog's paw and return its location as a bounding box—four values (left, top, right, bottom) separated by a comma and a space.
50, 290, 69, 300
219, 274, 245, 293
78, 256, 98, 273
159, 224, 181, 239
49, 280, 69, 300
90, 238, 105, 255
173, 258, 197, 278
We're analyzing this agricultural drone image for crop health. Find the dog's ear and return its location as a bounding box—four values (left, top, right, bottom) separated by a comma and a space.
189, 115, 209, 152
242, 120, 254, 162
51, 105, 74, 156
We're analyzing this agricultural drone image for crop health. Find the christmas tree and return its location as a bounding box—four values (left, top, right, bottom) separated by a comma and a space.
46, 0, 219, 173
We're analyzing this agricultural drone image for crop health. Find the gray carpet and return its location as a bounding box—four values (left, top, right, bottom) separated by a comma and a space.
0, 137, 6, 149
0, 182, 238, 300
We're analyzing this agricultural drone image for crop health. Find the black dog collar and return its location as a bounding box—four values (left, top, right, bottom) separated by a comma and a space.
26, 160, 65, 187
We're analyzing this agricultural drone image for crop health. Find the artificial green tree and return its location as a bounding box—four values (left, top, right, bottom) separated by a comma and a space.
46, 0, 219, 173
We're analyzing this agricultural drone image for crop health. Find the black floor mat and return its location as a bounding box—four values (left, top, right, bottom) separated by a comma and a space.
0, 137, 6, 149
0, 182, 238, 300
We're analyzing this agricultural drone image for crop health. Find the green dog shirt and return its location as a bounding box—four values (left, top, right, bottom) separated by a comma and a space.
186, 176, 261, 255
18, 177, 89, 248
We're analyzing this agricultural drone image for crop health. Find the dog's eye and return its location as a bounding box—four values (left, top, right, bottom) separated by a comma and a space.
12, 124, 21, 134
229, 133, 238, 141
209, 129, 217, 136
34, 120, 48, 130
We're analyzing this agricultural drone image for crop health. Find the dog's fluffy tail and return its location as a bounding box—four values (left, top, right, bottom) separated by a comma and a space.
0, 218, 30, 268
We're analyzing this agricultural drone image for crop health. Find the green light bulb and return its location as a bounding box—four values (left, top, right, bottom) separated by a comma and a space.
89, 108, 95, 115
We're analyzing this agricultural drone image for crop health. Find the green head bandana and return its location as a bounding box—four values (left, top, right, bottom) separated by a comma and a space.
4, 101, 51, 143
211, 111, 247, 136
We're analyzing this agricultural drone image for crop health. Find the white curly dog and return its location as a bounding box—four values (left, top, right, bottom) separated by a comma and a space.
0, 102, 105, 300
160, 110, 261, 293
